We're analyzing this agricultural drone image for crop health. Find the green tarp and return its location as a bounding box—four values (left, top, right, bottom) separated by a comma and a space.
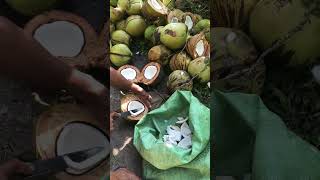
134, 91, 210, 180
213, 90, 320, 179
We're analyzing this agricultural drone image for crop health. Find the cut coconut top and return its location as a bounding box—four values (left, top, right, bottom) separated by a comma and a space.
56, 122, 109, 175
34, 21, 85, 57
195, 40, 205, 56
144, 65, 158, 79
185, 15, 193, 31
127, 100, 145, 117
120, 68, 137, 80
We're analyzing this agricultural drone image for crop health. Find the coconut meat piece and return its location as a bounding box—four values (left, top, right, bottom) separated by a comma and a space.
127, 101, 145, 117
144, 65, 158, 80
195, 40, 205, 57
56, 123, 109, 174
33, 21, 85, 57
177, 136, 192, 149
185, 16, 193, 31
151, 0, 163, 10
120, 68, 137, 80
181, 122, 192, 137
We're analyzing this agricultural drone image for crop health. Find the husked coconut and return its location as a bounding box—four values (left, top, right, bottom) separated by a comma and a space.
144, 65, 158, 79
140, 62, 162, 85
118, 65, 140, 83
127, 101, 145, 116
121, 94, 149, 121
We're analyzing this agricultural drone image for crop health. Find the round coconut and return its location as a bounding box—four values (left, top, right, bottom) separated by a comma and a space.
120, 94, 149, 121
117, 65, 141, 83
140, 62, 162, 85
35, 104, 109, 179
24, 10, 99, 70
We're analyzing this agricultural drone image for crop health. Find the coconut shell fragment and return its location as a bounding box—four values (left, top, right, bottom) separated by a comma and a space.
117, 65, 141, 83
142, 0, 169, 18
140, 62, 162, 85
186, 33, 210, 59
121, 94, 149, 121
24, 10, 99, 70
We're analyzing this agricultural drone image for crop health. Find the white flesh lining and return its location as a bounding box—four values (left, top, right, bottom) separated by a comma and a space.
34, 21, 84, 57
144, 65, 158, 80
56, 123, 109, 174
120, 68, 137, 80
151, 0, 162, 10
185, 16, 193, 30
195, 40, 205, 56
128, 101, 145, 116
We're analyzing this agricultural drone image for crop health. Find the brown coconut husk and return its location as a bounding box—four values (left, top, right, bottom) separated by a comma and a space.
140, 62, 163, 85
120, 94, 149, 121
24, 10, 99, 70
186, 32, 210, 59
34, 104, 109, 180
117, 65, 141, 84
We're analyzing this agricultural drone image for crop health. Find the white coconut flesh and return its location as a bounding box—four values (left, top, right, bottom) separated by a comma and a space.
127, 101, 145, 116
195, 40, 205, 56
185, 16, 193, 31
144, 65, 158, 80
56, 123, 110, 175
151, 0, 163, 10
34, 21, 85, 57
120, 68, 137, 80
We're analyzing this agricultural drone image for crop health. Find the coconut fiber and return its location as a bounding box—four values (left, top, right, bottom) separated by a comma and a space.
133, 91, 210, 180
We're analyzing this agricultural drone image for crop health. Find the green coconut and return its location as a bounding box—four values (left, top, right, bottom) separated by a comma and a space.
212, 0, 259, 29
160, 0, 175, 9
249, 0, 320, 66
116, 20, 126, 31
144, 25, 157, 41
193, 19, 210, 34
117, 0, 129, 10
142, 0, 168, 17
160, 23, 188, 50
5, 0, 60, 16
110, 6, 125, 23
148, 45, 172, 65
111, 30, 131, 46
167, 70, 193, 93
188, 57, 210, 83
111, 0, 118, 7
169, 52, 191, 71
110, 44, 132, 67
127, 0, 143, 15
150, 26, 164, 45
125, 15, 147, 37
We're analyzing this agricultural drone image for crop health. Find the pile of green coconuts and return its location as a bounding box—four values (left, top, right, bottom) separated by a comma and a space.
110, 0, 210, 93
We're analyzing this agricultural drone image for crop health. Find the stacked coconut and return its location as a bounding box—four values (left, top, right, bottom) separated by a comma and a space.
110, 0, 210, 120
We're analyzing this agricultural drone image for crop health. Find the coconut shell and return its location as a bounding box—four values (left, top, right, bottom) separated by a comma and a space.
140, 62, 163, 85
35, 104, 108, 180
186, 33, 210, 59
181, 12, 198, 31
167, 9, 184, 23
148, 45, 172, 65
142, 0, 168, 18
117, 65, 141, 83
24, 10, 99, 70
120, 94, 149, 121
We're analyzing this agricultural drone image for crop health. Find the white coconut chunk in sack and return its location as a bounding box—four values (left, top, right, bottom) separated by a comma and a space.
170, 131, 182, 142
120, 68, 137, 80
127, 101, 145, 116
185, 16, 193, 30
151, 0, 162, 10
177, 136, 192, 149
181, 122, 192, 137
195, 40, 205, 56
167, 125, 180, 134
34, 21, 84, 57
144, 65, 158, 79
56, 123, 109, 174
176, 117, 188, 124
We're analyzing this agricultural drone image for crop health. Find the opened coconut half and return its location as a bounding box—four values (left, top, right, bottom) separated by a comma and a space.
35, 104, 109, 179
121, 94, 149, 121
117, 65, 141, 83
142, 0, 168, 18
24, 11, 99, 70
167, 9, 184, 24
140, 62, 162, 85
181, 12, 198, 31
186, 32, 210, 59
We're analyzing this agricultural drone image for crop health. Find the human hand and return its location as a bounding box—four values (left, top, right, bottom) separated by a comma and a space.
67, 69, 107, 123
130, 83, 152, 108
0, 159, 32, 180
110, 112, 120, 132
